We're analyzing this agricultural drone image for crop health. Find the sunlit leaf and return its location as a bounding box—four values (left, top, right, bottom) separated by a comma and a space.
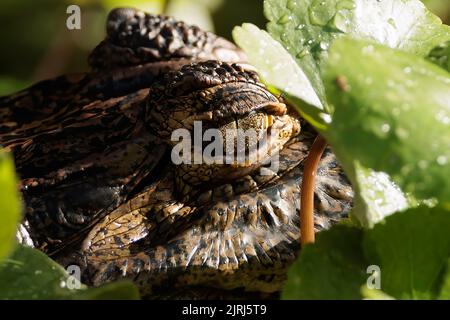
0, 246, 140, 300
233, 23, 324, 111
0, 150, 21, 262
351, 161, 410, 227
323, 37, 450, 205
363, 205, 450, 299
282, 225, 367, 299
283, 206, 450, 299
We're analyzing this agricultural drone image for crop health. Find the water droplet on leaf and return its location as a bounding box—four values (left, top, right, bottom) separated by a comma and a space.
296, 48, 308, 59
319, 113, 332, 124
309, 0, 336, 26
287, 0, 298, 10
437, 155, 448, 165
381, 123, 391, 133
387, 18, 396, 28
278, 14, 292, 25
336, 0, 355, 10
319, 41, 329, 50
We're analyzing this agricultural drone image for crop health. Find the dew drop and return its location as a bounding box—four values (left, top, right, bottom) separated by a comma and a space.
336, 0, 355, 10
329, 11, 350, 32
287, 0, 298, 10
319, 113, 332, 124
387, 18, 396, 28
278, 14, 292, 25
296, 23, 305, 30
296, 48, 308, 59
381, 123, 391, 133
319, 41, 329, 50
309, 0, 336, 26
437, 155, 448, 165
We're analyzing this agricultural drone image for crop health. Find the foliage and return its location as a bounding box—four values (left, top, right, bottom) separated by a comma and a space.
234, 0, 450, 299
1, 0, 450, 300
0, 246, 140, 300
0, 151, 21, 261
283, 206, 450, 299
0, 149, 140, 300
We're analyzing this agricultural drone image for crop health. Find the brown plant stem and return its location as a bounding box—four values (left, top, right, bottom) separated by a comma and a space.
300, 134, 327, 246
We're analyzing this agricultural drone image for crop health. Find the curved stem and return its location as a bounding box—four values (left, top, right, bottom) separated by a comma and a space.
300, 135, 327, 246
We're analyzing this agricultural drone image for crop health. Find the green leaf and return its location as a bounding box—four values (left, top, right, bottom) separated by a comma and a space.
438, 259, 450, 300
336, 0, 450, 56
361, 286, 395, 300
437, 259, 450, 299
363, 205, 450, 299
232, 23, 325, 114
0, 149, 21, 262
282, 206, 450, 300
74, 281, 141, 300
238, 0, 450, 132
0, 246, 140, 300
351, 161, 410, 227
323, 37, 450, 205
281, 225, 367, 299
427, 41, 450, 72
265, 0, 450, 61
264, 0, 334, 107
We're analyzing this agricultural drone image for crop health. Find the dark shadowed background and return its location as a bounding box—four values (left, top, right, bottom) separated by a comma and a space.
0, 0, 448, 96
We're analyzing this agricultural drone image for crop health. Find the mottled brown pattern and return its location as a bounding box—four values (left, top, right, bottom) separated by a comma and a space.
89, 8, 246, 69
0, 8, 353, 299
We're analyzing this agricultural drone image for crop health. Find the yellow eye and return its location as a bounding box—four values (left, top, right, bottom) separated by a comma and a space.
265, 115, 274, 128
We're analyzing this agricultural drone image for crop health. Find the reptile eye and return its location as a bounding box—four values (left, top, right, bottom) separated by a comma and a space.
265, 115, 274, 129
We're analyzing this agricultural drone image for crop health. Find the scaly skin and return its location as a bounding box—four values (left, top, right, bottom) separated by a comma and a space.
89, 8, 246, 69
69, 61, 353, 298
0, 9, 244, 255
0, 8, 353, 298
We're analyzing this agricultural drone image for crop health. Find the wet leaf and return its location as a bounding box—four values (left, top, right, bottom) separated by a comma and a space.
74, 281, 141, 300
233, 23, 326, 126
351, 161, 410, 227
265, 0, 450, 74
363, 205, 450, 299
0, 246, 140, 300
282, 225, 367, 299
323, 37, 450, 206
282, 206, 450, 299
